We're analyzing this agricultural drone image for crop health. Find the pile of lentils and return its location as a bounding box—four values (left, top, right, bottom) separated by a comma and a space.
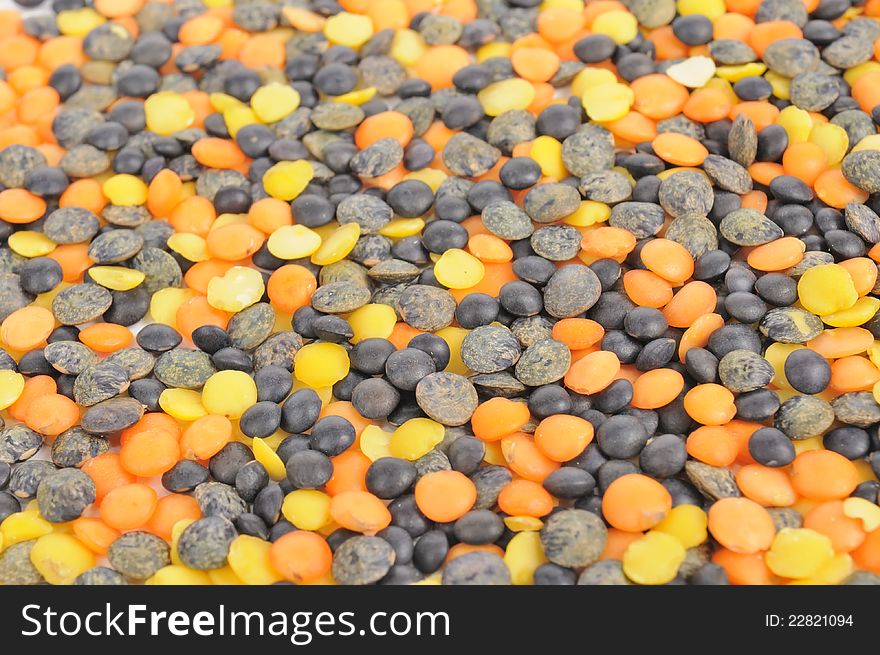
0, 0, 879, 587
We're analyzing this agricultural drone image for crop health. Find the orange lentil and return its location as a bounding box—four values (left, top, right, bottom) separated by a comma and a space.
471, 397, 531, 442
564, 350, 621, 395
735, 464, 798, 508
713, 548, 776, 585
708, 497, 776, 554
500, 432, 560, 483
467, 233, 513, 263
414, 45, 471, 90
270, 531, 333, 583
145, 494, 202, 541
533, 414, 594, 462
602, 474, 671, 532
175, 295, 230, 340
790, 450, 860, 501
8, 374, 56, 422
852, 529, 880, 574
814, 168, 869, 208
631, 368, 684, 409
782, 141, 829, 186
622, 269, 674, 308
179, 414, 233, 460
325, 450, 370, 496
0, 188, 46, 223
807, 327, 874, 359
662, 281, 717, 328
684, 384, 737, 426
639, 238, 694, 284
678, 312, 725, 362
686, 425, 739, 467
803, 501, 867, 554
652, 132, 708, 166
82, 453, 136, 502
119, 428, 181, 477
205, 222, 265, 260
498, 479, 554, 518
830, 356, 880, 393
78, 323, 133, 353
99, 483, 158, 532
72, 518, 120, 556
329, 491, 392, 533
551, 318, 604, 350
746, 236, 806, 271
0, 306, 54, 351
414, 470, 477, 522
23, 393, 79, 437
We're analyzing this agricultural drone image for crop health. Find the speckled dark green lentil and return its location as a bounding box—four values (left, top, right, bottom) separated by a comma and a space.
311, 281, 372, 314
0, 273, 35, 322
530, 225, 583, 262
227, 303, 276, 350
44, 341, 98, 375
177, 516, 237, 570
0, 541, 44, 585
252, 331, 303, 370
0, 425, 43, 463
775, 394, 835, 439
460, 325, 521, 373
43, 207, 100, 244
104, 347, 155, 380
36, 468, 96, 522
74, 567, 128, 586
154, 348, 216, 389
80, 397, 144, 435
481, 200, 534, 240
540, 509, 607, 568
108, 531, 171, 580
759, 307, 824, 343
523, 183, 581, 224
831, 392, 880, 428
577, 559, 632, 585
727, 114, 758, 167
51, 283, 113, 325
51, 427, 109, 468
415, 372, 478, 426
332, 535, 396, 585
685, 461, 741, 500
514, 338, 571, 386
194, 482, 247, 520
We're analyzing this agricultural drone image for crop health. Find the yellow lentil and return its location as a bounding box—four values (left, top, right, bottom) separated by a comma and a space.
158, 388, 208, 422
87, 266, 146, 291
267, 224, 322, 260
0, 369, 25, 410
29, 533, 95, 585
102, 174, 148, 207
144, 92, 195, 136
8, 231, 55, 257
434, 248, 485, 289
504, 531, 548, 585
250, 83, 301, 123
227, 535, 283, 585
622, 531, 686, 585
766, 528, 835, 579
262, 160, 314, 201
201, 370, 258, 419
206, 265, 265, 312
281, 489, 332, 530
478, 78, 536, 117
797, 264, 858, 315
389, 417, 445, 460
311, 223, 360, 266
